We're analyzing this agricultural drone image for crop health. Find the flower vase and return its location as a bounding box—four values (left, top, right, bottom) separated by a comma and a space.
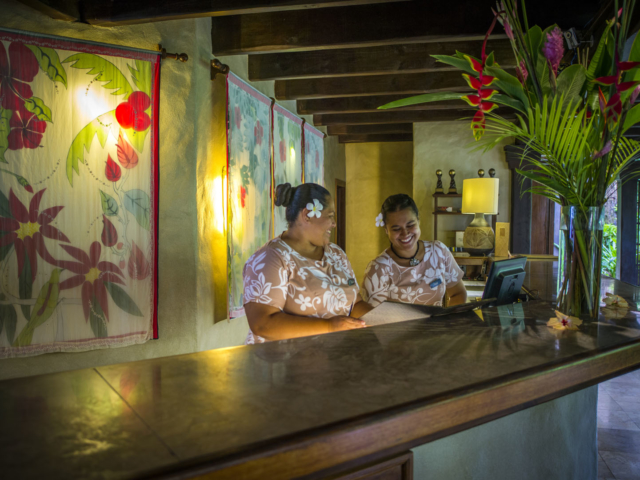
557, 206, 604, 319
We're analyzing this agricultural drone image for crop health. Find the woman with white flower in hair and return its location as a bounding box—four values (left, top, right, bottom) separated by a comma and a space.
363, 194, 467, 308
242, 182, 372, 344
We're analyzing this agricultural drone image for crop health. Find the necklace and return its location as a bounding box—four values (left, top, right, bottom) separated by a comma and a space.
391, 242, 421, 266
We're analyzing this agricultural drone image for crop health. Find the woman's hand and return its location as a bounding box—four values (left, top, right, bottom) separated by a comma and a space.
329, 316, 366, 332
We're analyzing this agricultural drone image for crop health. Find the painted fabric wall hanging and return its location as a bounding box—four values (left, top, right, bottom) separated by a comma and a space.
0, 29, 159, 358
304, 123, 324, 186
272, 104, 302, 236
226, 73, 271, 319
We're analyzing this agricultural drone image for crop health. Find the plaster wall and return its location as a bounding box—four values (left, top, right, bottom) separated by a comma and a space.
412, 386, 598, 480
345, 142, 413, 285
0, 0, 346, 379
413, 122, 513, 245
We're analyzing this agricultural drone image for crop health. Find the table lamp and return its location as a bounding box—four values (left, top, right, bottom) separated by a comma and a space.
461, 178, 499, 255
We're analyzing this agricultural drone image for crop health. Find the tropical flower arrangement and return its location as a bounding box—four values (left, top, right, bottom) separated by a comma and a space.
381, 0, 640, 319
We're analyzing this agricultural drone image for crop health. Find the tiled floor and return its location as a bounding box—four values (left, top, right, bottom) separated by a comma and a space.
598, 369, 640, 479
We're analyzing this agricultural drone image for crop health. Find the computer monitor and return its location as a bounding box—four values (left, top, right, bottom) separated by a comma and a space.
482, 257, 527, 306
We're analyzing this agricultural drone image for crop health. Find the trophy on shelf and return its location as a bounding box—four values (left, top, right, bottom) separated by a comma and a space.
435, 169, 444, 194
448, 169, 457, 194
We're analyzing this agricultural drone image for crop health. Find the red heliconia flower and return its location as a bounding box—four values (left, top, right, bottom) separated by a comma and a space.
254, 120, 263, 146
0, 189, 69, 282
594, 53, 640, 121
58, 241, 126, 321
0, 42, 39, 110
128, 241, 150, 280
471, 111, 486, 141
7, 106, 46, 150
101, 215, 118, 247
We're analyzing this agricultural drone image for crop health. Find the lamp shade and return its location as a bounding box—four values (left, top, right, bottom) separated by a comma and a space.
461, 178, 499, 214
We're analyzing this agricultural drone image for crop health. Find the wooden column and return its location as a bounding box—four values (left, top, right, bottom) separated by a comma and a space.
620, 163, 640, 285
504, 143, 538, 255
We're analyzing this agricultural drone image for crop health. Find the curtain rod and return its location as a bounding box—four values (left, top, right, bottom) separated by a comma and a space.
0, 27, 188, 62
211, 59, 230, 80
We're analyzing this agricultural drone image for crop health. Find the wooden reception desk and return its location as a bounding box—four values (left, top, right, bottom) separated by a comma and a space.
1, 261, 640, 479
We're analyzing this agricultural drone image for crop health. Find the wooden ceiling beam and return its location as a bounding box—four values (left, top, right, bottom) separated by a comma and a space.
79, 0, 408, 26
297, 95, 468, 114
17, 0, 79, 21
248, 39, 514, 81
339, 133, 413, 143
327, 124, 413, 135
276, 72, 472, 100
212, 0, 601, 55
313, 110, 514, 126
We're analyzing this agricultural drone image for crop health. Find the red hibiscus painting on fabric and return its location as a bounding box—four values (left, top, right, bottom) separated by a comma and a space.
8, 106, 47, 150
105, 155, 122, 182
240, 186, 246, 208
279, 140, 286, 163
58, 241, 126, 321
0, 189, 69, 282
0, 42, 38, 111
128, 241, 151, 280
254, 120, 263, 146
115, 91, 151, 132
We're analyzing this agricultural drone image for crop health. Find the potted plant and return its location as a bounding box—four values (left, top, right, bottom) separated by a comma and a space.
381, 0, 640, 318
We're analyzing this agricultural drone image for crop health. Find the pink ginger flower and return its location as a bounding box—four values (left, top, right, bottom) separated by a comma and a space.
516, 59, 529, 85
543, 27, 564, 75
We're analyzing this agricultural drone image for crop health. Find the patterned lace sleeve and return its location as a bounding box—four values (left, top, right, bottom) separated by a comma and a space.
362, 258, 391, 307
242, 247, 288, 310
435, 241, 465, 286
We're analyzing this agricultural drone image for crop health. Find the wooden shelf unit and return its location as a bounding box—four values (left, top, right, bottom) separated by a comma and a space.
433, 193, 497, 243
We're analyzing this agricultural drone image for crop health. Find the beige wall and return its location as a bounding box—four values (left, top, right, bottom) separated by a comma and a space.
0, 0, 345, 379
345, 142, 413, 284
413, 122, 513, 245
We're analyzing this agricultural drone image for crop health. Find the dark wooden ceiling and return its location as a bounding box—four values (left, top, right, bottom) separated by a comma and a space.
22, 0, 612, 143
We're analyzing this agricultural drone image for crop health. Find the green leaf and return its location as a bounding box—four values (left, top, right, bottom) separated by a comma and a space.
534, 53, 552, 97
99, 190, 119, 216
23, 97, 53, 123
66, 110, 113, 185
25, 45, 67, 88
123, 189, 150, 230
491, 94, 526, 113
104, 282, 143, 317
15, 269, 60, 347
523, 26, 543, 65
433, 54, 476, 75
0, 189, 11, 219
556, 65, 587, 108
0, 304, 17, 345
0, 108, 12, 164
623, 104, 640, 134
484, 66, 530, 110
587, 26, 614, 90
19, 253, 32, 321
379, 92, 466, 110
90, 295, 108, 338
128, 60, 152, 96
63, 53, 133, 97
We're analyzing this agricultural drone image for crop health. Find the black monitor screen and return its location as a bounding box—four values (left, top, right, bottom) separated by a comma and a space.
482, 257, 527, 306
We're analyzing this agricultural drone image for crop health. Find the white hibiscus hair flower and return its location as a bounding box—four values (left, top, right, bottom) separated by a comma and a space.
375, 213, 385, 227
306, 198, 323, 218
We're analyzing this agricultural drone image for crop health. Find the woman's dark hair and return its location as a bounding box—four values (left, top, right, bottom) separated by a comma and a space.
381, 194, 419, 223
275, 182, 331, 226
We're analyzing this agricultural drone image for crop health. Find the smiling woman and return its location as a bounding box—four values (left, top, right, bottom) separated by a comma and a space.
242, 182, 372, 344
363, 194, 467, 307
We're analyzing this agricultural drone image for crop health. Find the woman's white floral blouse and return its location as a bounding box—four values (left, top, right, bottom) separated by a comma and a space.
362, 240, 463, 307
243, 236, 359, 344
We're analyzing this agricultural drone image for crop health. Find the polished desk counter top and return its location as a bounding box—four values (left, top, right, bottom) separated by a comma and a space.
2, 261, 640, 479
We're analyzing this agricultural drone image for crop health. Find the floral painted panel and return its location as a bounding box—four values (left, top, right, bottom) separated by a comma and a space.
304, 123, 324, 185
272, 104, 302, 236
227, 73, 271, 319
0, 29, 159, 358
